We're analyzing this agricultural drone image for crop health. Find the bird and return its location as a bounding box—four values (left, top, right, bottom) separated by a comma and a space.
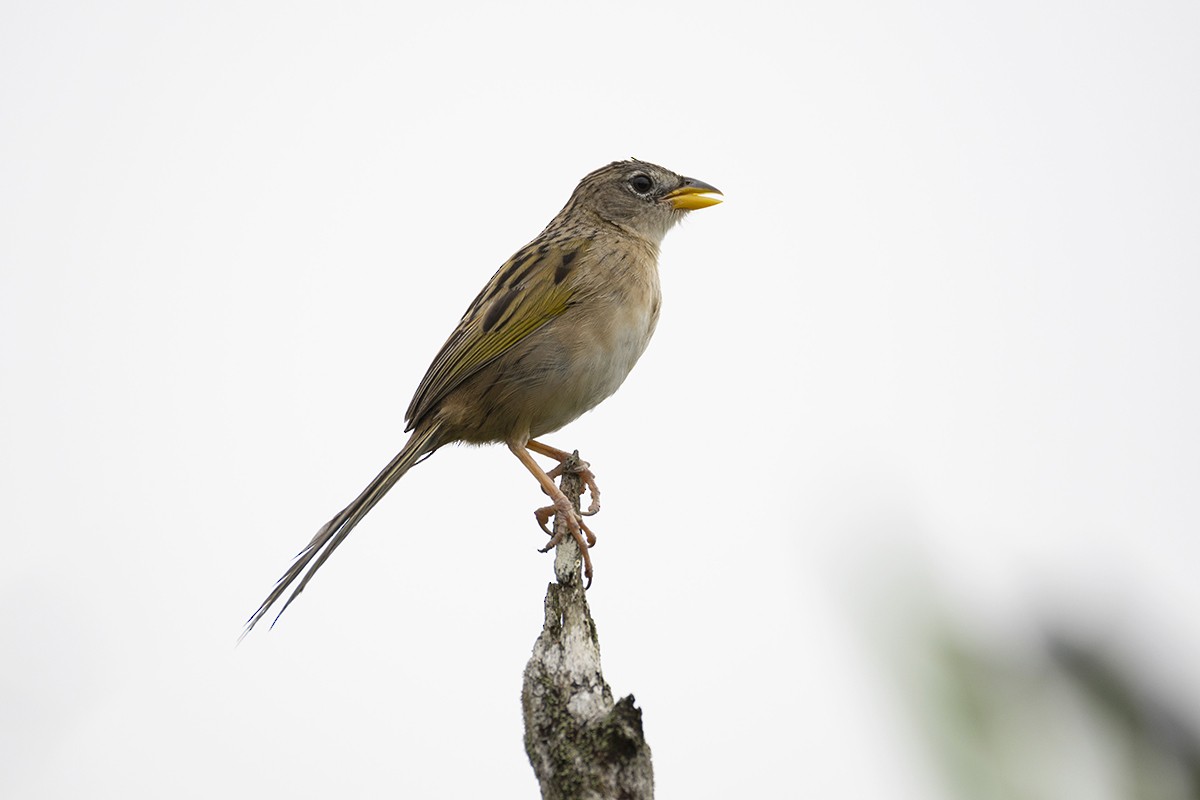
244, 159, 722, 635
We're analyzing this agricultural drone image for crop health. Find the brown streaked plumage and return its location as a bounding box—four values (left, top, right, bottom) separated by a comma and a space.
244, 159, 722, 635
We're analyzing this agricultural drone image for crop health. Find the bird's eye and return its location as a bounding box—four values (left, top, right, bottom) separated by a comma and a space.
629, 174, 654, 195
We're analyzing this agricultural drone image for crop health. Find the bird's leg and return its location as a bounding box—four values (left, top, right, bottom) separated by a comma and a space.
508, 441, 594, 586
526, 439, 601, 517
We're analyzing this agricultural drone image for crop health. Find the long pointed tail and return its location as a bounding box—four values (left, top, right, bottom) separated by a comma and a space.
242, 424, 443, 637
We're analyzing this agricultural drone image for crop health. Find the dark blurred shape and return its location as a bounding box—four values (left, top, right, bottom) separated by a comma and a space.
1048, 634, 1200, 799
878, 599, 1200, 799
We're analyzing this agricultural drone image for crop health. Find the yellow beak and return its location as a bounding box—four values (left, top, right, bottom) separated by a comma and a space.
666, 179, 723, 210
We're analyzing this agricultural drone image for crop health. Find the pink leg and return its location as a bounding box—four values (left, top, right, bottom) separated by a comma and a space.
508, 441, 594, 587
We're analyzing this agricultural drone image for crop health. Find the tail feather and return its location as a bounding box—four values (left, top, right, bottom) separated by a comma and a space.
242, 424, 442, 638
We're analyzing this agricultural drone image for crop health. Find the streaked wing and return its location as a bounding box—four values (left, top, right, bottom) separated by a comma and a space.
404, 238, 589, 429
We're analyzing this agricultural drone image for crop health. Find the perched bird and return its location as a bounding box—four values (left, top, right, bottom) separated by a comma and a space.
245, 159, 722, 634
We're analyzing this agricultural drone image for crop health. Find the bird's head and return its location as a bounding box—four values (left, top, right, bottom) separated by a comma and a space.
557, 159, 722, 243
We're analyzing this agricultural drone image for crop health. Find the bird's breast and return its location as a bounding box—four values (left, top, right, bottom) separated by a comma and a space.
523, 262, 661, 437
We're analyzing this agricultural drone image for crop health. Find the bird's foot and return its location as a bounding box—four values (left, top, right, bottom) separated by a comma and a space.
536, 453, 600, 556
535, 501, 597, 548
513, 441, 598, 587
541, 457, 601, 517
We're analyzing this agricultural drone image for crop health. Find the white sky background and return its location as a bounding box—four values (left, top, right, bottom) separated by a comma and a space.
2, 1, 1198, 797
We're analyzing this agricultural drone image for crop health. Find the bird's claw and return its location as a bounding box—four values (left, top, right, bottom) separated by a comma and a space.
535, 505, 556, 536
541, 458, 601, 517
